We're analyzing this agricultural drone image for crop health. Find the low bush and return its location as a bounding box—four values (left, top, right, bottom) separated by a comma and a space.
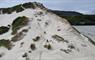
0, 39, 12, 50
12, 4, 24, 13
44, 44, 52, 50
33, 36, 40, 41
22, 2, 35, 9
2, 8, 14, 14
11, 30, 24, 42
0, 26, 9, 35
12, 16, 28, 34
30, 44, 36, 50
1, 4, 24, 14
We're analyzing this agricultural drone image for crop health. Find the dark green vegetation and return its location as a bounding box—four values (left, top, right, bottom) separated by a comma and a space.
33, 36, 40, 41
11, 31, 23, 42
0, 2, 45, 14
1, 4, 24, 14
12, 16, 28, 34
0, 26, 9, 35
50, 10, 82, 16
0, 3, 33, 14
50, 10, 95, 25
28, 51, 31, 53
11, 29, 28, 42
13, 4, 24, 13
1, 8, 13, 14
0, 2, 32, 14
63, 15, 95, 25
0, 39, 12, 50
22, 2, 35, 9
30, 44, 36, 50
44, 44, 52, 50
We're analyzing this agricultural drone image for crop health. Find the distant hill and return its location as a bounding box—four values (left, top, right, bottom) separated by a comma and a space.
50, 10, 95, 25
50, 10, 83, 16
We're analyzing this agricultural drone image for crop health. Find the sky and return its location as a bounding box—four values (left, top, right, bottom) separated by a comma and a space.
0, 0, 95, 14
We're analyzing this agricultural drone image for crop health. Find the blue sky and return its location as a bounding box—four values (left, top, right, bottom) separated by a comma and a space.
0, 0, 95, 14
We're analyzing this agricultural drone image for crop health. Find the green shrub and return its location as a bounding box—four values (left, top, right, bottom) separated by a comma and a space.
22, 2, 35, 9
22, 29, 28, 33
1, 4, 24, 14
30, 44, 36, 50
44, 44, 52, 50
2, 8, 8, 14
12, 16, 28, 34
28, 51, 31, 53
11, 32, 23, 42
12, 4, 24, 13
0, 26, 9, 35
33, 36, 40, 41
11, 29, 28, 42
2, 8, 14, 14
0, 39, 12, 50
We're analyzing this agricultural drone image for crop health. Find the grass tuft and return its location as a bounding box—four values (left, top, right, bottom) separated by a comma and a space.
12, 16, 28, 35
0, 26, 9, 35
0, 39, 12, 50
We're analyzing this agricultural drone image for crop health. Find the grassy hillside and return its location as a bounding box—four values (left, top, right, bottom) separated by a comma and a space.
51, 10, 95, 25
63, 15, 95, 25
